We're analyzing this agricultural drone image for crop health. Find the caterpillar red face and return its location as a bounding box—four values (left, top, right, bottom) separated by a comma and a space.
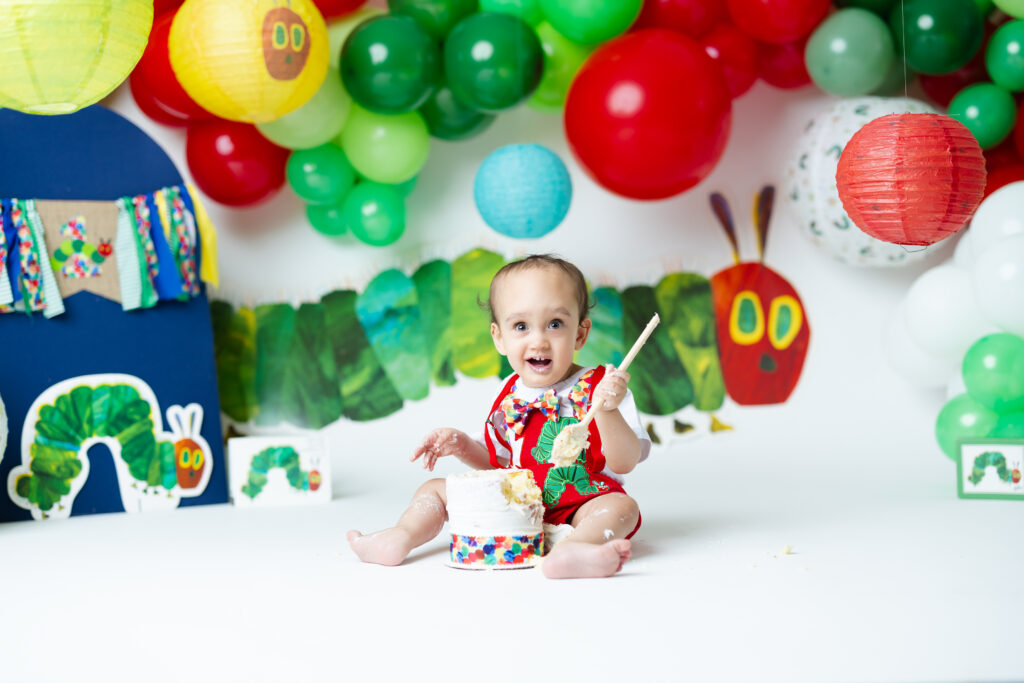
262, 7, 310, 80
710, 263, 809, 405
175, 438, 206, 489
308, 469, 322, 491
1013, 469, 1021, 484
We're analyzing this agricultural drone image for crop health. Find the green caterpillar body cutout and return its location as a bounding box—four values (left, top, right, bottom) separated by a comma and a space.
211, 248, 724, 429
968, 451, 1010, 485
241, 446, 312, 499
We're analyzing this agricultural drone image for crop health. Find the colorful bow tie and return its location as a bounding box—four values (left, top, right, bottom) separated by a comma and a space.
501, 389, 559, 438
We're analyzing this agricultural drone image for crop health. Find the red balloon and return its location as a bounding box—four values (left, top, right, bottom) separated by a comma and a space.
1015, 99, 1024, 162
564, 29, 732, 200
701, 23, 758, 98
129, 12, 211, 126
757, 38, 810, 89
632, 0, 725, 39
153, 0, 184, 16
312, 0, 368, 20
726, 0, 829, 45
185, 120, 289, 207
985, 164, 1024, 198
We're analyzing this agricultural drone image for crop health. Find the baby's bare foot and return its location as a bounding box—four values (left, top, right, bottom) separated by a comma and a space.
346, 528, 415, 566
541, 539, 632, 579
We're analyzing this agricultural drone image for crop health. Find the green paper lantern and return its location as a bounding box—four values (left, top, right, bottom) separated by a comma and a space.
0, 0, 153, 114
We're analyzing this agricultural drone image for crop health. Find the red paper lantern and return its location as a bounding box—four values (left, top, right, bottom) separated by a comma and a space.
836, 113, 986, 246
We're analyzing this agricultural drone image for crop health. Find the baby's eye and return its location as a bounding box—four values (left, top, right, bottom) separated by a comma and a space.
549, 319, 563, 330
513, 322, 527, 332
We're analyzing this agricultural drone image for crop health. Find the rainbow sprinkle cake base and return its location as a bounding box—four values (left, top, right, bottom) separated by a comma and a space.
448, 533, 543, 569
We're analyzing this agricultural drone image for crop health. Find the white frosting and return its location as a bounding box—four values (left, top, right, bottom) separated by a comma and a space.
550, 424, 589, 468
446, 469, 543, 537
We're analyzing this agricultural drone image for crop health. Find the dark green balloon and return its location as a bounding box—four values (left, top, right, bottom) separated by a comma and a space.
345, 182, 406, 246
388, 0, 479, 41
835, 0, 896, 14
419, 83, 496, 139
948, 82, 1017, 149
961, 333, 1024, 413
340, 15, 441, 114
935, 393, 999, 460
890, 0, 983, 75
286, 144, 357, 205
443, 12, 543, 111
307, 202, 348, 237
986, 20, 1024, 92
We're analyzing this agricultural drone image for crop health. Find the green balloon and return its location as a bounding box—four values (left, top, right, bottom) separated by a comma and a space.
835, 0, 896, 14
344, 182, 406, 246
480, 0, 543, 26
392, 175, 418, 197
388, 0, 479, 41
444, 12, 544, 111
948, 82, 1017, 149
935, 393, 1000, 460
975, 0, 995, 15
994, 0, 1024, 18
340, 15, 441, 114
257, 67, 353, 150
307, 201, 348, 237
990, 412, 1024, 438
805, 9, 894, 97
340, 104, 431, 184
529, 21, 593, 112
962, 333, 1024, 414
871, 58, 913, 95
890, 0, 983, 75
986, 20, 1024, 92
538, 0, 642, 45
286, 144, 357, 205
419, 83, 496, 139
328, 7, 386, 69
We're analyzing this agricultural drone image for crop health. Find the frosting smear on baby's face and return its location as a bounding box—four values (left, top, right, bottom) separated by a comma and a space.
489, 266, 590, 388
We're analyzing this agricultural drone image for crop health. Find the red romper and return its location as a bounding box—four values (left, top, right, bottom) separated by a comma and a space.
483, 366, 642, 539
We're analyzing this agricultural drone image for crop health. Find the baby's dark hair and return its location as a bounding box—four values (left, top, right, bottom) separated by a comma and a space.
484, 254, 592, 324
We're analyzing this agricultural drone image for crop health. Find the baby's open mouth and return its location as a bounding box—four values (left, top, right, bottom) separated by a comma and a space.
527, 357, 551, 370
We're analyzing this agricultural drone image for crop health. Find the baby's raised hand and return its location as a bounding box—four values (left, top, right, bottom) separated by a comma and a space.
594, 365, 630, 411
410, 428, 467, 471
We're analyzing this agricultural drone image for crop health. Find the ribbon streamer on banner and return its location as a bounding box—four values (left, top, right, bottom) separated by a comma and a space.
0, 184, 218, 317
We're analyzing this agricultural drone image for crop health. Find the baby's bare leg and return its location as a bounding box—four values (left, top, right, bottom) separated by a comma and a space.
347, 478, 448, 566
542, 493, 639, 579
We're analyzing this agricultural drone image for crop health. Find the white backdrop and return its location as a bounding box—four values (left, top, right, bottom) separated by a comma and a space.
1, 59, 1020, 682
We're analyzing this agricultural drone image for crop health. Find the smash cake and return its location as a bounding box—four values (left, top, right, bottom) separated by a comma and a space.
446, 469, 546, 569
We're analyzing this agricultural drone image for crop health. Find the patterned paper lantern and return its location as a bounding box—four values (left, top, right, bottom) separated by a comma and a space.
0, 0, 153, 114
836, 113, 987, 246
169, 0, 329, 123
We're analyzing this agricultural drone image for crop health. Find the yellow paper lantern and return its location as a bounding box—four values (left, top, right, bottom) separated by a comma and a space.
0, 0, 153, 115
169, 0, 329, 124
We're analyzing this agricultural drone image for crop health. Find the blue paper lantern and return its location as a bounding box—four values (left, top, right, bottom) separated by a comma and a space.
473, 144, 572, 239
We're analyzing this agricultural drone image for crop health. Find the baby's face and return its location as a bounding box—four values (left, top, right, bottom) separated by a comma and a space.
489, 266, 589, 388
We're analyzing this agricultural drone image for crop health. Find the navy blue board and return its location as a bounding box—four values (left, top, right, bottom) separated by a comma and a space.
0, 105, 227, 521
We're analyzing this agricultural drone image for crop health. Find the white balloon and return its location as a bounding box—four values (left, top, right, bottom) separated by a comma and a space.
884, 300, 959, 389
783, 96, 937, 268
946, 370, 967, 400
952, 229, 975, 269
904, 263, 997, 359
968, 181, 1024, 258
972, 234, 1024, 336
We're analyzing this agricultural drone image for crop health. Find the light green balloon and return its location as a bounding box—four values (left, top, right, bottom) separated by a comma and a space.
537, 0, 642, 45
340, 104, 431, 184
935, 393, 1000, 460
328, 7, 386, 69
805, 8, 894, 97
344, 182, 406, 246
481, 0, 544, 26
257, 67, 352, 150
994, 0, 1024, 18
529, 21, 593, 112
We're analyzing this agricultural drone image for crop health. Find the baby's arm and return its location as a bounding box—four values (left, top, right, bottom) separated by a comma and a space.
410, 428, 492, 471
592, 367, 642, 474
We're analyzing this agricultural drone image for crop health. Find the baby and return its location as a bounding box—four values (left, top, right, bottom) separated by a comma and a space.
347, 254, 650, 579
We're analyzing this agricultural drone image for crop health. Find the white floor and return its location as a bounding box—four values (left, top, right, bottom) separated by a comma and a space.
1, 363, 1020, 682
